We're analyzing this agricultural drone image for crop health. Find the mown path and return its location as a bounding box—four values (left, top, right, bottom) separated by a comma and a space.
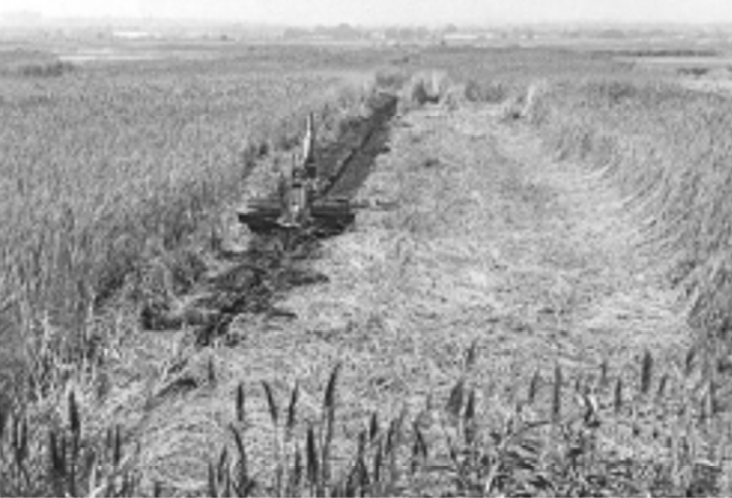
125, 102, 692, 490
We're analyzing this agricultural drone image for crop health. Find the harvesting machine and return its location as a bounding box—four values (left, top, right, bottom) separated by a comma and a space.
237, 114, 355, 236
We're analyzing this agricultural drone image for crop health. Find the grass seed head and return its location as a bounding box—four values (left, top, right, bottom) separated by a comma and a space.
446, 379, 465, 420
324, 363, 342, 412
286, 382, 300, 437
207, 357, 217, 386
235, 383, 246, 424
113, 425, 122, 468
465, 339, 479, 371
14, 415, 28, 465
685, 347, 697, 378
528, 370, 541, 405
68, 390, 81, 439
656, 373, 669, 401
614, 378, 623, 415
306, 425, 319, 487
0, 400, 7, 443
551, 365, 562, 423
369, 412, 379, 442
464, 389, 476, 423
372, 440, 383, 484
262, 381, 279, 427
640, 350, 654, 396
599, 359, 609, 388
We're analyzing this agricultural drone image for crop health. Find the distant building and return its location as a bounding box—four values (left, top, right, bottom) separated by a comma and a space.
442, 32, 488, 45
112, 30, 155, 40
280, 24, 368, 42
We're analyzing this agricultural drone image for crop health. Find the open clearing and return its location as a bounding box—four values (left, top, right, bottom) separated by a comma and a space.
121, 98, 693, 489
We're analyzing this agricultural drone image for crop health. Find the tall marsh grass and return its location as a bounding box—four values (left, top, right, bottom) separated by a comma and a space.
524, 76, 732, 365
0, 60, 372, 402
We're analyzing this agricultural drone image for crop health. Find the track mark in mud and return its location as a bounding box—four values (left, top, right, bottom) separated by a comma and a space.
140, 93, 398, 346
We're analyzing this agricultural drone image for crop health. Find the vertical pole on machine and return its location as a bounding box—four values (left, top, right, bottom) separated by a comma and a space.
277, 113, 316, 232
303, 112, 316, 182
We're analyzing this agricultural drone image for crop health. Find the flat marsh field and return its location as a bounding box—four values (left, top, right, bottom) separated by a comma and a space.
3, 38, 732, 496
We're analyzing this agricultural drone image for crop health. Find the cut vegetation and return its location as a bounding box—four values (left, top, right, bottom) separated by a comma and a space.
2, 43, 732, 496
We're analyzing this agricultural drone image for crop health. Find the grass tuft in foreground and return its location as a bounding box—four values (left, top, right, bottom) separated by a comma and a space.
2, 346, 720, 496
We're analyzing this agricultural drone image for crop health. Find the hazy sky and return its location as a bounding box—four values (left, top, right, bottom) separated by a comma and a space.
3, 0, 732, 25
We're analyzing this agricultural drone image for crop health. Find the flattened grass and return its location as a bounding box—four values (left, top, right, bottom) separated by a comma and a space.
526, 77, 732, 344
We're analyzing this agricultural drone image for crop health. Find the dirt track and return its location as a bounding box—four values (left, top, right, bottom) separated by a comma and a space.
120, 101, 693, 489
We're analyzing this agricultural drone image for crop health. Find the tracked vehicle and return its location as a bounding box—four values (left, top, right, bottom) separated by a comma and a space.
237, 113, 356, 236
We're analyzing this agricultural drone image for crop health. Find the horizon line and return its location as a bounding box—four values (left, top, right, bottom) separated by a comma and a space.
3, 13, 732, 29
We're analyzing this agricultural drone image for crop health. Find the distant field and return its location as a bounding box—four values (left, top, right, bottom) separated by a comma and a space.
624, 55, 731, 66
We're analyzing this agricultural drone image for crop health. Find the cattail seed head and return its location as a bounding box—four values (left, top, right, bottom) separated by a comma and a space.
306, 426, 319, 486
465, 339, 479, 371
446, 379, 465, 420
599, 359, 609, 389
324, 363, 342, 412
372, 440, 383, 483
656, 373, 669, 400
235, 383, 246, 424
551, 365, 562, 423
640, 350, 653, 396
464, 389, 476, 422
0, 402, 7, 443
113, 425, 122, 468
262, 381, 278, 427
369, 412, 379, 442
68, 390, 81, 438
528, 370, 541, 405
614, 378, 623, 415
685, 347, 696, 378
286, 382, 299, 437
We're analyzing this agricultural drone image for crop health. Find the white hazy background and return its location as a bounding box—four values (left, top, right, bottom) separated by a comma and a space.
1, 0, 731, 25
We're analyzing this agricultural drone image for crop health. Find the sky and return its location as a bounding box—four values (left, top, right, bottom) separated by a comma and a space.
2, 0, 732, 25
